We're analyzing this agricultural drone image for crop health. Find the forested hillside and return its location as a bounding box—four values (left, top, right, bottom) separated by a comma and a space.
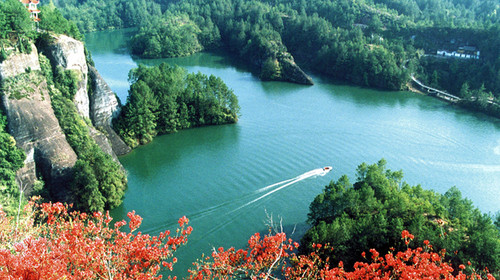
53, 0, 500, 116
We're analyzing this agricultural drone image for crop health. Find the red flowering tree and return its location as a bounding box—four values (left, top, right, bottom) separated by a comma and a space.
187, 229, 496, 280
0, 199, 496, 279
0, 198, 192, 279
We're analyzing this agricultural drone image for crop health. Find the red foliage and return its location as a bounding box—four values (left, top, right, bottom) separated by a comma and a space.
188, 230, 496, 280
0, 200, 495, 280
0, 199, 191, 279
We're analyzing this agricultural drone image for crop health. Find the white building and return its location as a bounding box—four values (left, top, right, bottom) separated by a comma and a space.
437, 46, 480, 59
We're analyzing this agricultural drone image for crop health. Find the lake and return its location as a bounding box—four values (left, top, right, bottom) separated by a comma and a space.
85, 29, 500, 277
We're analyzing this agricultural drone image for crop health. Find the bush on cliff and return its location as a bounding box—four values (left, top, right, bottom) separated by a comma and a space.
48, 90, 127, 212
0, 114, 26, 215
0, 0, 33, 40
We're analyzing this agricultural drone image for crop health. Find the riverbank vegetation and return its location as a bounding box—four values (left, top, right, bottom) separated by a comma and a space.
302, 159, 500, 275
52, 0, 500, 116
114, 63, 240, 148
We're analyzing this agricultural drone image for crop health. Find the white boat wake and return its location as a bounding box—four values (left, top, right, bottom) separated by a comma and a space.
148, 166, 333, 240
231, 167, 332, 213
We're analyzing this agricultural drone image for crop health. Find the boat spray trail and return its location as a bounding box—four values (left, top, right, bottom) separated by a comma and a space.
255, 177, 297, 193
148, 167, 333, 237
231, 167, 331, 213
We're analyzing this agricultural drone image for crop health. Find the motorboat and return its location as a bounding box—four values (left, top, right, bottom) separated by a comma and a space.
323, 166, 332, 172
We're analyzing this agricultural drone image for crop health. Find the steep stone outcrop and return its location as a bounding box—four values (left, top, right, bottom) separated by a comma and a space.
278, 55, 314, 85
0, 45, 77, 196
89, 66, 131, 156
0, 36, 130, 198
44, 34, 89, 119
259, 52, 314, 85
88, 126, 121, 163
0, 46, 41, 78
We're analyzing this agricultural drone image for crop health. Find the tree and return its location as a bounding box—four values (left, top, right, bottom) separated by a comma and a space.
71, 159, 104, 212
116, 80, 158, 147
1, 201, 494, 279
0, 199, 192, 279
302, 160, 500, 272
475, 84, 491, 110
260, 57, 282, 80
460, 82, 472, 100
0, 0, 32, 39
39, 2, 82, 40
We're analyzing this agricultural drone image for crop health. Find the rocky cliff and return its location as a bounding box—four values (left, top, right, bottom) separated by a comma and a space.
43, 34, 89, 119
278, 54, 314, 85
89, 66, 131, 156
0, 35, 128, 196
0, 44, 77, 196
260, 52, 314, 85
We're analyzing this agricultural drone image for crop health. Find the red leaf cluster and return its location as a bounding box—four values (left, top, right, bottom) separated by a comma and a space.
188, 230, 496, 280
0, 199, 191, 279
0, 199, 495, 280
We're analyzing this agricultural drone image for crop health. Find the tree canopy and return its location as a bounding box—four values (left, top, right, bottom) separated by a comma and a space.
302, 159, 500, 273
53, 0, 500, 116
114, 63, 240, 148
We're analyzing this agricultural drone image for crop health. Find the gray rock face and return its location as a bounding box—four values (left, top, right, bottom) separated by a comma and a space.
88, 126, 120, 163
89, 66, 120, 127
45, 34, 89, 119
278, 56, 314, 85
0, 61, 77, 196
89, 66, 131, 156
0, 45, 41, 78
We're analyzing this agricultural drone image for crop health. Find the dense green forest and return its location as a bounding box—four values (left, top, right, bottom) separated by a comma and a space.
0, 0, 80, 48
114, 63, 240, 148
302, 159, 500, 276
53, 0, 500, 116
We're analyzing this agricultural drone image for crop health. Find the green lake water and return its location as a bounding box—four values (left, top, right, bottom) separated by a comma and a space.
85, 29, 500, 277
